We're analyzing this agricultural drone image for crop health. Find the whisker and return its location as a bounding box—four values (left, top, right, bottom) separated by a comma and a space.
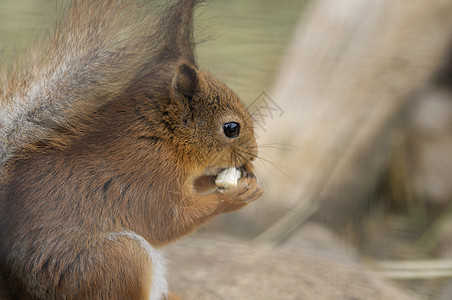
258, 143, 300, 149
235, 151, 277, 206
251, 144, 298, 153
238, 149, 291, 178
247, 106, 261, 118
234, 151, 248, 167
231, 148, 236, 168
233, 151, 240, 169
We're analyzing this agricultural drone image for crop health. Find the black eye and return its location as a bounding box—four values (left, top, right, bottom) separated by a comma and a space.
223, 122, 241, 139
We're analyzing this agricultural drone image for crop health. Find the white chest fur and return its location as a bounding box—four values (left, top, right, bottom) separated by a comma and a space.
107, 231, 168, 300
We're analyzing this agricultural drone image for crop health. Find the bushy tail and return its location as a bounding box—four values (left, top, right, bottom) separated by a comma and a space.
0, 0, 199, 170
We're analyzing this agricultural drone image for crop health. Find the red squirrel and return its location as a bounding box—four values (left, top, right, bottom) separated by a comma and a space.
0, 0, 263, 299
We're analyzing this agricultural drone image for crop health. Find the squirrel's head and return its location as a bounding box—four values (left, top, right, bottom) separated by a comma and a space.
164, 61, 258, 189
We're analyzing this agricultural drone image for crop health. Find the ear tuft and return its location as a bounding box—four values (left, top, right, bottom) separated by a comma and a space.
172, 63, 199, 103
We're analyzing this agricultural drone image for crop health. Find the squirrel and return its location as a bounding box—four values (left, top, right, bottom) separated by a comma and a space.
0, 0, 263, 299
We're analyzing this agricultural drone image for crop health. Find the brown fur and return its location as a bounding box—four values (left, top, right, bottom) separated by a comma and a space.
0, 0, 262, 299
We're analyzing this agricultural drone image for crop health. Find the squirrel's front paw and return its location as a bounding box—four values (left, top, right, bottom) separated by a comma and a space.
217, 176, 263, 212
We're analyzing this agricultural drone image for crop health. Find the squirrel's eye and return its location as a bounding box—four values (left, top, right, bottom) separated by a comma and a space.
223, 122, 240, 139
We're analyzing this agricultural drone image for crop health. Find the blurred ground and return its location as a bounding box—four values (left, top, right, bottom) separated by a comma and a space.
166, 228, 416, 300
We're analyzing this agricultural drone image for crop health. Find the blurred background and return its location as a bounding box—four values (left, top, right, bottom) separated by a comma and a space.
2, 0, 452, 299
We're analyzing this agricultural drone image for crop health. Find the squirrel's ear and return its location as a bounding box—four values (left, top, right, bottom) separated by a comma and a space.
172, 63, 199, 103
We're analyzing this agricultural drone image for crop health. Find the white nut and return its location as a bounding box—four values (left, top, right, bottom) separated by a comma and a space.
215, 167, 241, 188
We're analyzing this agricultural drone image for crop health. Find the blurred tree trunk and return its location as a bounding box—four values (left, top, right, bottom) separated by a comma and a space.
253, 0, 452, 244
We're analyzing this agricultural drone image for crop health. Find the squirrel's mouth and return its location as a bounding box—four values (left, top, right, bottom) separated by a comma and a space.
193, 163, 254, 195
